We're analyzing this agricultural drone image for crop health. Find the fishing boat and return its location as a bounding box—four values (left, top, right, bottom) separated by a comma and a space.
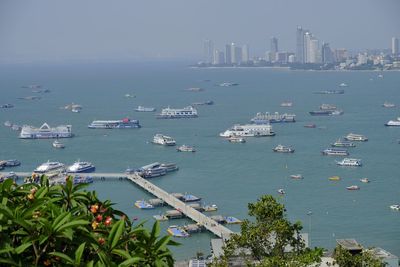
346, 185, 360, 190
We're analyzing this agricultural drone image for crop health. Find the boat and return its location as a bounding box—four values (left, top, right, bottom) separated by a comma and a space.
167, 225, 189, 237
382, 102, 396, 108
390, 205, 400, 211
280, 101, 293, 107
52, 140, 65, 149
220, 124, 275, 137
4, 159, 21, 167
71, 108, 81, 113
73, 176, 93, 184
202, 204, 218, 212
135, 106, 156, 112
228, 136, 246, 143
34, 161, 65, 173
360, 178, 370, 183
67, 161, 95, 173
11, 125, 22, 131
304, 124, 316, 128
0, 104, 14, 108
63, 103, 82, 111
124, 94, 136, 98
191, 100, 214, 106
88, 118, 141, 129
152, 134, 176, 146
160, 163, 179, 172
136, 162, 173, 178
309, 110, 343, 116
322, 148, 349, 156
378, 74, 384, 78
181, 193, 201, 202
134, 200, 154, 209
177, 145, 196, 152
290, 174, 303, 179
329, 176, 341, 181
184, 87, 204, 92
346, 185, 360, 190
277, 189, 285, 195
156, 106, 198, 119
336, 158, 362, 167
331, 139, 356, 147
19, 123, 73, 139
218, 82, 239, 87
339, 83, 348, 87
4, 121, 12, 127
251, 112, 296, 123
385, 118, 400, 127
273, 145, 294, 153
313, 89, 344, 94
344, 133, 368, 142
319, 104, 337, 110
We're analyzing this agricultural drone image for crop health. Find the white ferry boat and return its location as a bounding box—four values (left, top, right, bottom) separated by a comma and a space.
67, 161, 95, 173
135, 106, 156, 112
344, 133, 368, 142
88, 118, 140, 129
385, 117, 400, 127
152, 134, 176, 146
322, 148, 349, 156
220, 124, 275, 137
331, 139, 356, 147
34, 161, 65, 173
137, 162, 169, 178
251, 112, 296, 124
156, 106, 198, 119
177, 145, 196, 152
20, 123, 72, 139
273, 145, 295, 153
336, 158, 362, 167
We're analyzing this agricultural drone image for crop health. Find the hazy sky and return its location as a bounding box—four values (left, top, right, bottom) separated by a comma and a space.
1, 0, 399, 63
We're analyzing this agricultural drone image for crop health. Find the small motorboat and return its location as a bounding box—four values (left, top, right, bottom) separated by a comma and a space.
304, 124, 316, 128
176, 145, 196, 152
52, 140, 65, 149
329, 176, 341, 181
277, 189, 285, 195
290, 174, 303, 180
360, 178, 370, 183
346, 185, 360, 190
390, 205, 400, 211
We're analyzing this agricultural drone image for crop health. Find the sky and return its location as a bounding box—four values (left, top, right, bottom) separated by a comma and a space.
1, 0, 400, 63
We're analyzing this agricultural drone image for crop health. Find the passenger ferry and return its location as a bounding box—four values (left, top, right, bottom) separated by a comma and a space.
88, 118, 141, 129
67, 161, 95, 173
156, 106, 198, 119
34, 161, 65, 173
273, 145, 295, 153
137, 162, 167, 178
52, 140, 65, 149
161, 163, 179, 172
331, 139, 356, 147
322, 148, 349, 156
220, 124, 275, 137
177, 145, 196, 152
152, 134, 176, 146
336, 158, 362, 167
20, 123, 72, 139
251, 112, 296, 123
344, 133, 368, 142
135, 106, 156, 112
309, 110, 343, 116
385, 118, 400, 127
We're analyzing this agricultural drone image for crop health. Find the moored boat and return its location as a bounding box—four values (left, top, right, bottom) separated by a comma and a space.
67, 161, 95, 173
273, 145, 294, 153
220, 124, 275, 137
280, 101, 293, 107
322, 148, 349, 156
346, 185, 360, 190
4, 159, 21, 167
344, 133, 368, 142
134, 200, 154, 209
329, 176, 341, 181
277, 189, 285, 195
152, 134, 176, 146
20, 123, 73, 139
156, 106, 198, 119
390, 205, 400, 211
336, 158, 362, 167
88, 118, 141, 129
331, 139, 356, 147
52, 140, 65, 149
304, 124, 316, 128
177, 145, 196, 152
385, 118, 400, 127
251, 112, 296, 123
360, 178, 370, 183
34, 161, 65, 173
382, 102, 396, 108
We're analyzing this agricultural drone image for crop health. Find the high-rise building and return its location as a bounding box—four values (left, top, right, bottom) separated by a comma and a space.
334, 49, 348, 62
296, 26, 308, 63
225, 44, 232, 64
203, 39, 214, 64
308, 38, 320, 63
213, 49, 225, 65
321, 42, 333, 63
270, 36, 278, 62
242, 44, 249, 63
392, 37, 399, 55
234, 46, 242, 64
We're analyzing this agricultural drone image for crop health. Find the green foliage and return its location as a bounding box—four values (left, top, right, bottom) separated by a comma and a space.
212, 195, 323, 267
333, 245, 385, 267
0, 176, 178, 266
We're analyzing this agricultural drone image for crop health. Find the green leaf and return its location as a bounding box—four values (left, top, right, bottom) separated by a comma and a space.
52, 212, 71, 231
109, 220, 125, 250
118, 257, 141, 267
154, 235, 171, 252
151, 221, 161, 241
75, 242, 86, 265
49, 252, 74, 264
57, 220, 89, 232
14, 242, 32, 254
111, 249, 131, 259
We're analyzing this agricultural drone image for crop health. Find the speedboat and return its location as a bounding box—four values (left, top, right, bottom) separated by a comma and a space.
390, 205, 400, 211
290, 174, 303, 180
273, 145, 295, 153
360, 178, 370, 183
329, 176, 341, 181
346, 185, 360, 190
336, 158, 362, 167
34, 161, 65, 173
177, 145, 196, 152
277, 189, 285, 195
67, 161, 95, 173
52, 140, 65, 149
228, 136, 246, 143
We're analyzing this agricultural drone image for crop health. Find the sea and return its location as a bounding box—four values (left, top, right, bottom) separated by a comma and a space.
0, 62, 399, 260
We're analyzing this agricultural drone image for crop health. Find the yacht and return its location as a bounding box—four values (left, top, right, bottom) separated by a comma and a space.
67, 161, 95, 173
251, 112, 296, 123
385, 117, 400, 127
344, 133, 368, 142
88, 118, 141, 129
390, 205, 400, 211
336, 158, 362, 167
152, 134, 176, 146
346, 185, 360, 190
34, 161, 65, 173
135, 106, 156, 112
322, 148, 349, 156
137, 162, 167, 178
273, 145, 295, 153
20, 123, 72, 139
156, 106, 198, 119
220, 124, 275, 137
382, 102, 396, 108
177, 145, 196, 152
228, 136, 246, 143
52, 140, 65, 149
331, 139, 356, 147
280, 101, 293, 107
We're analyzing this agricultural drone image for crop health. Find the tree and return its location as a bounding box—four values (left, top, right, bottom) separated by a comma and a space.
212, 195, 323, 267
333, 245, 385, 267
0, 176, 178, 266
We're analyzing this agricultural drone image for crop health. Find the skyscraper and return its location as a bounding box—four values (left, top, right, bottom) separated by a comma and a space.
213, 49, 225, 65
296, 26, 307, 63
270, 36, 278, 62
392, 37, 399, 56
234, 46, 242, 64
308, 38, 320, 63
321, 42, 333, 63
203, 39, 214, 64
225, 44, 232, 64
242, 44, 249, 63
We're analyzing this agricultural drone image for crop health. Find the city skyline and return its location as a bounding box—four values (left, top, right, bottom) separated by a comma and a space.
0, 0, 400, 63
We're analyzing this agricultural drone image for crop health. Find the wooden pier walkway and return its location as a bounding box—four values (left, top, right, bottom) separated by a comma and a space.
1, 171, 234, 238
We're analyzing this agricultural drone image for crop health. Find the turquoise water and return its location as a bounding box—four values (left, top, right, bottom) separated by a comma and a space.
1, 62, 399, 259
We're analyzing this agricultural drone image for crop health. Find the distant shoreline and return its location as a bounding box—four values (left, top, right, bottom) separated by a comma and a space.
190, 66, 400, 72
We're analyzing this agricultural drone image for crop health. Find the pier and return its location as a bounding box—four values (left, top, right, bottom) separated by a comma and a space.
1, 171, 234, 239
